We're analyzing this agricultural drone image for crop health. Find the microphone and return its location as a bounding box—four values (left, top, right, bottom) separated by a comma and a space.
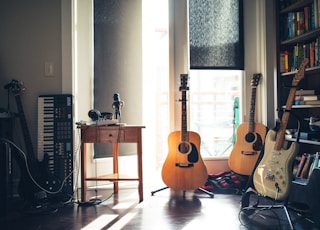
112, 93, 124, 119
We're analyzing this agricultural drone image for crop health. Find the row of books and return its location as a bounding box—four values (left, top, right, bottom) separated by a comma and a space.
294, 152, 320, 179
280, 0, 320, 41
280, 39, 320, 73
294, 89, 320, 105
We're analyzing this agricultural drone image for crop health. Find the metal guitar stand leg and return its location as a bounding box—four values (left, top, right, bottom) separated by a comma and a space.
151, 186, 169, 196
151, 186, 214, 198
197, 187, 214, 198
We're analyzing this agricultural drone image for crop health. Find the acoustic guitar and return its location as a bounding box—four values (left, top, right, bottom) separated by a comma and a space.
161, 74, 208, 190
253, 58, 308, 201
228, 73, 267, 176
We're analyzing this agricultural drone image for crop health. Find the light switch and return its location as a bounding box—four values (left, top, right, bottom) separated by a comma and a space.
45, 62, 54, 77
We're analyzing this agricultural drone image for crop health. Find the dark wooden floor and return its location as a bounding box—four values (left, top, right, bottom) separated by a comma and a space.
1, 181, 319, 230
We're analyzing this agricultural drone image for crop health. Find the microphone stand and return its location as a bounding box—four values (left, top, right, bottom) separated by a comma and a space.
112, 93, 124, 121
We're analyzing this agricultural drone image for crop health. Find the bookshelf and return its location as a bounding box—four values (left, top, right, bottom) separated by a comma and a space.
277, 0, 320, 226
278, 0, 320, 148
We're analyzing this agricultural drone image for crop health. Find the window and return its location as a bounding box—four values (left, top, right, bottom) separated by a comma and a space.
189, 70, 242, 158
188, 0, 244, 158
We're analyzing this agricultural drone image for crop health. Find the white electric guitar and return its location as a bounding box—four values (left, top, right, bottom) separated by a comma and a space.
253, 58, 308, 201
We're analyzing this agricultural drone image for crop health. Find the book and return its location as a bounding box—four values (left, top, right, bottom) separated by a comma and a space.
295, 95, 320, 101
300, 154, 312, 179
296, 153, 308, 178
295, 100, 320, 105
309, 152, 319, 178
295, 89, 316, 95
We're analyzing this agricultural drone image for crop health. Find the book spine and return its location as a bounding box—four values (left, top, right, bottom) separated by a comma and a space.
312, 1, 316, 29
304, 155, 314, 179
300, 154, 311, 179
296, 153, 307, 178
308, 153, 318, 179
310, 41, 315, 67
305, 6, 310, 32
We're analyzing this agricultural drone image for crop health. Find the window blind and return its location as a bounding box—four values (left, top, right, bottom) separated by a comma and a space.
189, 0, 244, 70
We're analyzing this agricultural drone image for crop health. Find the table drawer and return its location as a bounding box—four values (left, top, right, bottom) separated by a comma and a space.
82, 127, 124, 142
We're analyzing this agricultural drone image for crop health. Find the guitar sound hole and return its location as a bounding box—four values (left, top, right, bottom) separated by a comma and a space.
245, 132, 256, 143
178, 142, 190, 154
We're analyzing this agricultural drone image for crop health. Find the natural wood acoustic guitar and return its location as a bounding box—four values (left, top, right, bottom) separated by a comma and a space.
228, 73, 267, 176
161, 74, 208, 190
253, 58, 308, 201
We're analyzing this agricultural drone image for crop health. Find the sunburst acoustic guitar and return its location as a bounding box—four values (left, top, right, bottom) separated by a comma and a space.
253, 58, 308, 201
161, 74, 208, 190
228, 73, 267, 176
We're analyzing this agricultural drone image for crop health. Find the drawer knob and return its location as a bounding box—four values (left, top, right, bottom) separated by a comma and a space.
109, 134, 113, 137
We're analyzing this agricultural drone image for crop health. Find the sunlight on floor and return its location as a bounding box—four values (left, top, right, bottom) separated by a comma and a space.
81, 214, 118, 230
108, 210, 139, 230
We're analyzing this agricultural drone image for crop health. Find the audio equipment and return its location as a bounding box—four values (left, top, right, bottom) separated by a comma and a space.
37, 94, 74, 196
88, 109, 113, 121
88, 109, 101, 121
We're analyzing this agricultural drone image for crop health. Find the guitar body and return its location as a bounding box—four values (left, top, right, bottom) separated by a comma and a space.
228, 122, 267, 175
162, 131, 208, 190
253, 129, 299, 200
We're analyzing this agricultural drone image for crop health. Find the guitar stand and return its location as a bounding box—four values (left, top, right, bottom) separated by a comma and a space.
240, 188, 293, 230
151, 186, 214, 198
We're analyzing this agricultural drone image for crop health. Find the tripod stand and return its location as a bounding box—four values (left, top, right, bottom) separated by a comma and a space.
151, 186, 214, 198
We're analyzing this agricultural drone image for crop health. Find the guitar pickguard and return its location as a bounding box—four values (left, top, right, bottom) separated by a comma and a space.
252, 133, 263, 151
187, 143, 199, 163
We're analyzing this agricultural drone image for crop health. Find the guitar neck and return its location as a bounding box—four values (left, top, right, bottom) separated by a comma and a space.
274, 80, 298, 150
248, 86, 257, 132
181, 90, 188, 142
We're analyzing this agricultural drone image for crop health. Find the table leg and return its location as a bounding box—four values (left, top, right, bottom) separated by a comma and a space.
81, 142, 87, 202
137, 139, 143, 202
113, 142, 119, 193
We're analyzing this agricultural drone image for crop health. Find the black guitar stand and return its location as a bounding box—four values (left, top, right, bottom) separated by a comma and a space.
240, 187, 294, 230
239, 149, 294, 229
151, 186, 214, 198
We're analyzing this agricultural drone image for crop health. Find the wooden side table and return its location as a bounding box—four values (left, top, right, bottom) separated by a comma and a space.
80, 125, 145, 202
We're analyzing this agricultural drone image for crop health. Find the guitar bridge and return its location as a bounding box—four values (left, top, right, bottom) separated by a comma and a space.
176, 163, 194, 168
241, 151, 257, 155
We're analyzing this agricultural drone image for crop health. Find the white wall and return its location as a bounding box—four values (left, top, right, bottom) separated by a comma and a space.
0, 0, 64, 159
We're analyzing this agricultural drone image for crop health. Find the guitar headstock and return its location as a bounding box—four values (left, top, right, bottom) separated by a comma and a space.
4, 79, 25, 95
292, 58, 309, 86
179, 74, 189, 91
251, 73, 262, 87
